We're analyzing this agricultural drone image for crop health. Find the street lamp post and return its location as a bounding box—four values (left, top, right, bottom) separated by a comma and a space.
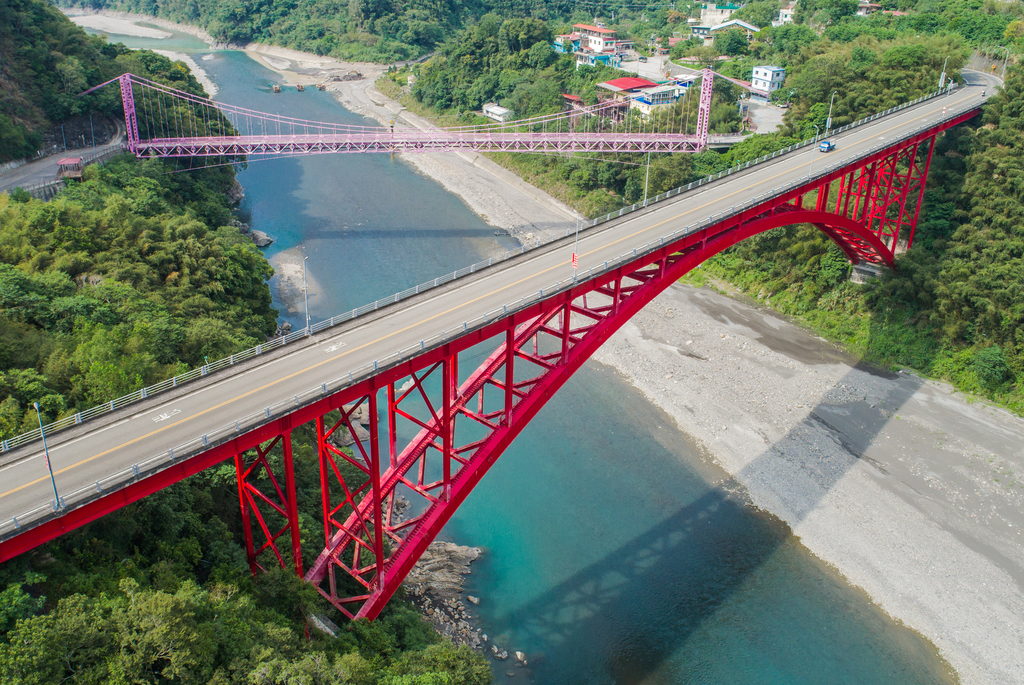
826, 90, 838, 133
942, 76, 954, 116
34, 402, 61, 511
939, 55, 949, 90
302, 256, 310, 336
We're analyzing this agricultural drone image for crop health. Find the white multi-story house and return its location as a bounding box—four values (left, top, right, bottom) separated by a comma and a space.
774, 3, 796, 25
751, 66, 786, 95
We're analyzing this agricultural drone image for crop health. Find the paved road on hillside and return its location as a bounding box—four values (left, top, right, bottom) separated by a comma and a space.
0, 139, 123, 192
0, 74, 994, 533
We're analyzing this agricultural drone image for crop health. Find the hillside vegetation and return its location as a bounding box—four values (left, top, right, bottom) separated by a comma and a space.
59, 0, 579, 62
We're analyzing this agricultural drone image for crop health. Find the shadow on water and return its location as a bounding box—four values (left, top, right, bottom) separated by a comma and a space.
481, 364, 957, 685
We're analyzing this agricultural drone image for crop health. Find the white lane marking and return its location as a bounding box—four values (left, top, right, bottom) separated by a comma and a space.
0, 417, 132, 476
152, 409, 182, 423
323, 341, 347, 353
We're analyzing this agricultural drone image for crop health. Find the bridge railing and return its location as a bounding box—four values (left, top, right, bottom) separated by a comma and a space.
0, 92, 982, 539
0, 85, 965, 464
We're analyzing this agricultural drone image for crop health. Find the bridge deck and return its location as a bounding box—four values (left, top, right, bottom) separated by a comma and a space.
0, 80, 987, 557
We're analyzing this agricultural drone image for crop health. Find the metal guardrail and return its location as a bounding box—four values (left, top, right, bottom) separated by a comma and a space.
0, 88, 980, 536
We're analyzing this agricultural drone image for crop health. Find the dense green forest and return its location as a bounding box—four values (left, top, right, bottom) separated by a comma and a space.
0, 3, 493, 682
59, 0, 582, 62
0, 157, 275, 438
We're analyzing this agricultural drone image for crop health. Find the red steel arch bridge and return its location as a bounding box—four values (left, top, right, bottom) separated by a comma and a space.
0, 73, 988, 620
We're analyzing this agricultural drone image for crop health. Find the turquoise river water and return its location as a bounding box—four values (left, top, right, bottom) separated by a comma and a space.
86, 24, 956, 685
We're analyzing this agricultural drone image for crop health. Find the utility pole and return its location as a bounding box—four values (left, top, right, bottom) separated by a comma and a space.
34, 403, 61, 511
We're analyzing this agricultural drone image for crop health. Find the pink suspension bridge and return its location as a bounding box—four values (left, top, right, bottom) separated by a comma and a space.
87, 71, 722, 157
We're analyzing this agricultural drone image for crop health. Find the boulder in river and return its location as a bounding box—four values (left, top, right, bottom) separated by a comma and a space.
226, 180, 245, 204
250, 230, 274, 247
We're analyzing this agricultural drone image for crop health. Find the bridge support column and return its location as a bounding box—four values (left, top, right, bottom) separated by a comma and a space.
235, 432, 303, 576
118, 74, 140, 155
314, 395, 387, 618
905, 136, 937, 252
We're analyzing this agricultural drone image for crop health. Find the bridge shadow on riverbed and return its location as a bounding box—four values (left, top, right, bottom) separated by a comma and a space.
302, 220, 573, 241
481, 364, 957, 685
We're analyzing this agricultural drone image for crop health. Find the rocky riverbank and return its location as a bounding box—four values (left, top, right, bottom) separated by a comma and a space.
405, 541, 484, 645
403, 539, 532, 678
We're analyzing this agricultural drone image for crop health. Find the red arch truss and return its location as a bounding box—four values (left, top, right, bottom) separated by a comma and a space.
296, 132, 943, 619
0, 124, 963, 622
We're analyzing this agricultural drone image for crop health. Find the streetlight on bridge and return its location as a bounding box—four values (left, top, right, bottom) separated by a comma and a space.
996, 46, 1010, 81
33, 402, 61, 511
572, 210, 580, 284
942, 76, 955, 117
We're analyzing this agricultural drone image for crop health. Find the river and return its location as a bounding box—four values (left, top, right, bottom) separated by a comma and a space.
84, 22, 956, 684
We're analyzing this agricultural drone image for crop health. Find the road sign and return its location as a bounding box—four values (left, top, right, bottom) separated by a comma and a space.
572, 253, 578, 268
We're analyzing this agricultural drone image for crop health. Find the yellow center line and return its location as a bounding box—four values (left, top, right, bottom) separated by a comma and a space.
1, 92, 978, 502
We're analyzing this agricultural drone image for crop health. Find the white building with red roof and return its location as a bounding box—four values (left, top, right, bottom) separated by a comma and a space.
554, 22, 627, 69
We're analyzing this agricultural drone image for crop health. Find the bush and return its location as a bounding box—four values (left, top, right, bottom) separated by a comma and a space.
973, 345, 1012, 388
